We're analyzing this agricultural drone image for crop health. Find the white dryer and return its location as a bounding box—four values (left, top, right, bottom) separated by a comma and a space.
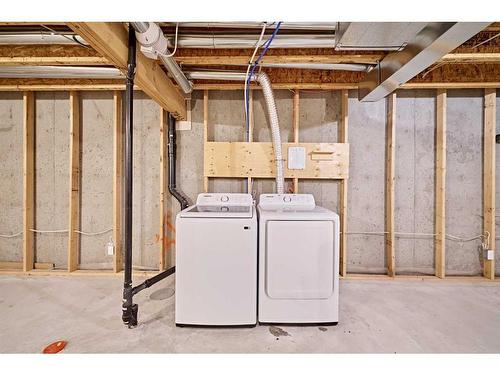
257, 194, 339, 324
175, 193, 257, 326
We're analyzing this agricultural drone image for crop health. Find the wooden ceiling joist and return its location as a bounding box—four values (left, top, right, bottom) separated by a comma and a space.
176, 53, 385, 66
67, 22, 187, 119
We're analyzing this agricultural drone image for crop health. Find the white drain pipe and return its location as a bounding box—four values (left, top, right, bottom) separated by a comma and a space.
187, 71, 284, 194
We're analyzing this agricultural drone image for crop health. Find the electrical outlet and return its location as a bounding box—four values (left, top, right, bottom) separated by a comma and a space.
106, 241, 114, 256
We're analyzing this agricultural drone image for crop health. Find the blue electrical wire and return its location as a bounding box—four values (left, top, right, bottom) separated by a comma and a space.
245, 21, 282, 139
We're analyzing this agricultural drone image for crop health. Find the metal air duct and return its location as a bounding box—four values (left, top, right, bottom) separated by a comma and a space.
130, 22, 193, 94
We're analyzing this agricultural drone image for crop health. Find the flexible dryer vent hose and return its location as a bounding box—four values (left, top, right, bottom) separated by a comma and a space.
184, 70, 285, 194
254, 72, 284, 194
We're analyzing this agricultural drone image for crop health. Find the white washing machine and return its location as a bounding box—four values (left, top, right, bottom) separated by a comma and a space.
257, 194, 339, 324
175, 193, 257, 326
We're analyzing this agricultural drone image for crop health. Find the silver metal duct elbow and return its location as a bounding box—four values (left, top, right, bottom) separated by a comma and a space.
130, 22, 193, 94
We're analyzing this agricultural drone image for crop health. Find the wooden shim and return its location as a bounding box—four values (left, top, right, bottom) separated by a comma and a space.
293, 90, 300, 193
203, 90, 209, 192
113, 91, 123, 273
159, 109, 168, 271
385, 93, 396, 277
483, 88, 496, 280
339, 89, 349, 277
205, 142, 349, 179
67, 91, 81, 272
23, 91, 35, 272
435, 89, 447, 278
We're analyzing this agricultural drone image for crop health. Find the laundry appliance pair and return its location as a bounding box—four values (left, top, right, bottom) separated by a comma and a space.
175, 193, 339, 326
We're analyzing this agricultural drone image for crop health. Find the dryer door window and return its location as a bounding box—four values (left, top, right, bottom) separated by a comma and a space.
265, 220, 334, 299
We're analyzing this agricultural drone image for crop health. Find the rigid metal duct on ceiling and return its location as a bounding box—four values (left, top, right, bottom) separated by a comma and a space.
0, 66, 122, 79
0, 33, 87, 45
162, 22, 338, 31
166, 34, 336, 49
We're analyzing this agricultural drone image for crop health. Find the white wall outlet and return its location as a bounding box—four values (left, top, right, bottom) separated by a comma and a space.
288, 147, 306, 170
106, 240, 115, 256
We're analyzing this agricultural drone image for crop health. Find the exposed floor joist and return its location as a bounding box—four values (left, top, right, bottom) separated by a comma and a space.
67, 22, 187, 119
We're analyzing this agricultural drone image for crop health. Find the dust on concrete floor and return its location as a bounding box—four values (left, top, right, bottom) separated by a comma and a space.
1, 275, 499, 353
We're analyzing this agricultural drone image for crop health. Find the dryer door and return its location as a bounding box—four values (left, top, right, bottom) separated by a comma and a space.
265, 220, 334, 299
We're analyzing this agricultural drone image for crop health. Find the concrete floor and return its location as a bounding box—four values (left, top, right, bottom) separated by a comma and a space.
0, 275, 499, 353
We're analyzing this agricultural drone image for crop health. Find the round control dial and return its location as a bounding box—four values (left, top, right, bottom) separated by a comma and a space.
283, 196, 292, 203
220, 195, 229, 202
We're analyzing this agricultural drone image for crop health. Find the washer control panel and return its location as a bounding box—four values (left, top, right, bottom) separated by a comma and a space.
196, 193, 254, 208
258, 194, 316, 211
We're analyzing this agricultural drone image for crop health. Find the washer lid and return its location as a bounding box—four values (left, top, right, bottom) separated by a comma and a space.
180, 193, 254, 218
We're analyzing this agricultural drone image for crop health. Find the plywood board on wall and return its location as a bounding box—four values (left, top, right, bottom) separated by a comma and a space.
204, 142, 349, 179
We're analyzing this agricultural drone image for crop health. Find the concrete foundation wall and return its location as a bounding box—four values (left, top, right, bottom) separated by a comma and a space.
446, 90, 483, 275
34, 92, 70, 267
394, 90, 436, 275
0, 92, 23, 262
0, 88, 497, 275
346, 91, 386, 273
80, 92, 114, 269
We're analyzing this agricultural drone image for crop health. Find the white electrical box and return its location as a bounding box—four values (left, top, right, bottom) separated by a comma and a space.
484, 249, 495, 261
288, 147, 306, 170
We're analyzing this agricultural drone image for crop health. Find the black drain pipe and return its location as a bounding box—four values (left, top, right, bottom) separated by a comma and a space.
121, 25, 137, 328
168, 113, 190, 210
121, 25, 183, 329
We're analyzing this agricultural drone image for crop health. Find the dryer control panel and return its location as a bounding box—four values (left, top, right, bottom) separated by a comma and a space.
258, 194, 316, 211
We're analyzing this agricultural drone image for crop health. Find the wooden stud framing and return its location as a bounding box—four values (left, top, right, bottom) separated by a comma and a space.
483, 88, 496, 280
22, 91, 35, 272
247, 89, 254, 193
159, 109, 168, 271
435, 89, 447, 278
292, 90, 300, 193
339, 89, 349, 277
113, 91, 123, 273
67, 91, 81, 272
385, 93, 396, 277
203, 90, 209, 193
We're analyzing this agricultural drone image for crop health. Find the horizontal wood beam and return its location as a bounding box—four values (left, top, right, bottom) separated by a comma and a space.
177, 52, 500, 66
0, 262, 54, 270
176, 53, 384, 65
441, 53, 500, 63
67, 22, 187, 119
0, 56, 109, 66
0, 81, 499, 92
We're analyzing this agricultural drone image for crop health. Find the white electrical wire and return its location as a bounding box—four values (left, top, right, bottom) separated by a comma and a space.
244, 22, 268, 129
0, 231, 23, 238
30, 229, 68, 233
74, 228, 113, 236
159, 22, 179, 58
28, 228, 113, 236
344, 231, 490, 245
